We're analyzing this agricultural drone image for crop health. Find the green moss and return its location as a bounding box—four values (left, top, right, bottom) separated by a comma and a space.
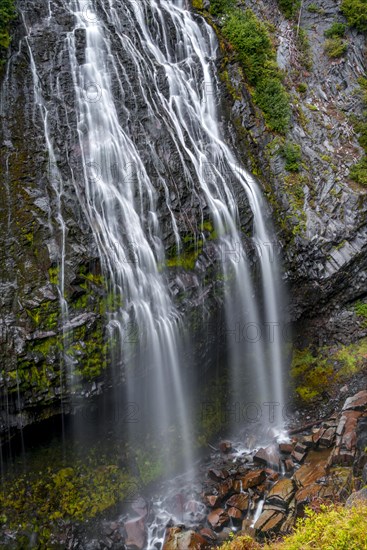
354, 300, 367, 319
191, 0, 204, 9
349, 156, 367, 186
166, 234, 204, 270
308, 2, 325, 14
48, 265, 60, 285
209, 0, 234, 16
297, 83, 307, 93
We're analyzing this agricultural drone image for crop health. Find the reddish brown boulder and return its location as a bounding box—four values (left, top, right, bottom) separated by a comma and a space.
206, 495, 221, 507
254, 509, 285, 535
284, 458, 295, 472
342, 390, 367, 411
207, 508, 229, 530
319, 427, 336, 447
208, 469, 229, 481
266, 478, 295, 507
227, 507, 242, 520
238, 469, 266, 489
254, 444, 280, 470
218, 478, 233, 498
279, 443, 293, 454
293, 450, 330, 487
124, 516, 146, 549
199, 528, 217, 542
163, 527, 209, 549
225, 493, 249, 511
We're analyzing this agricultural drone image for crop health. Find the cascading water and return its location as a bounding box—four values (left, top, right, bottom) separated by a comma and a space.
1, 0, 287, 540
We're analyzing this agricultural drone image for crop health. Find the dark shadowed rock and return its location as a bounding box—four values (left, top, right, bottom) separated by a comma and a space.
254, 445, 280, 470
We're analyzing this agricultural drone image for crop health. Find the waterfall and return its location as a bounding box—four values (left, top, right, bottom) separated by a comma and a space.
2, 0, 286, 477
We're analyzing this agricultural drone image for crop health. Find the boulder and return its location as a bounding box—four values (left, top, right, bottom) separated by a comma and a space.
342, 390, 367, 412
254, 445, 280, 470
225, 493, 249, 511
293, 451, 330, 487
206, 495, 221, 507
208, 469, 229, 481
279, 443, 293, 454
254, 509, 285, 535
124, 516, 146, 549
238, 469, 266, 489
345, 487, 367, 508
163, 527, 209, 549
219, 441, 232, 454
218, 478, 233, 498
207, 508, 229, 530
199, 528, 217, 542
266, 478, 296, 508
227, 507, 242, 520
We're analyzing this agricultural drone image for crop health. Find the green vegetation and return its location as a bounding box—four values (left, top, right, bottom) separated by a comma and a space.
297, 83, 307, 93
0, 0, 16, 63
308, 2, 325, 14
324, 37, 348, 58
341, 0, 367, 32
291, 337, 367, 403
277, 0, 300, 19
349, 78, 367, 186
222, 9, 290, 133
220, 504, 367, 548
354, 300, 367, 320
166, 234, 204, 270
209, 0, 233, 16
281, 142, 302, 172
296, 28, 313, 70
324, 22, 347, 38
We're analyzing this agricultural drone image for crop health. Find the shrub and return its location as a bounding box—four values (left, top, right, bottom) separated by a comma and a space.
266, 503, 367, 549
350, 156, 367, 186
281, 142, 302, 171
324, 22, 347, 37
297, 83, 307, 93
324, 37, 348, 58
254, 78, 291, 133
209, 0, 233, 16
0, 0, 16, 62
222, 9, 290, 133
278, 0, 300, 19
341, 0, 367, 31
222, 10, 273, 85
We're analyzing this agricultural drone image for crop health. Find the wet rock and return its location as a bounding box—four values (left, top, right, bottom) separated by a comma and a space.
293, 451, 330, 487
225, 493, 249, 511
291, 443, 308, 464
331, 410, 362, 465
199, 528, 217, 542
124, 516, 146, 550
284, 458, 295, 472
163, 527, 209, 549
342, 390, 367, 412
207, 508, 229, 530
227, 507, 242, 520
319, 427, 336, 448
295, 483, 334, 512
362, 463, 367, 484
238, 469, 266, 490
254, 444, 280, 470
205, 495, 221, 507
218, 478, 233, 498
208, 469, 229, 482
219, 441, 232, 454
279, 443, 293, 454
254, 509, 285, 535
266, 478, 296, 508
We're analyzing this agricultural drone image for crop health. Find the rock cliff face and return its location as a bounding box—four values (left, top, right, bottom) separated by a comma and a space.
0, 0, 366, 433
210, 0, 367, 346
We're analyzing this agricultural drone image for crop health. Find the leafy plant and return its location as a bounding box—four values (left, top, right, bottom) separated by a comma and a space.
0, 0, 16, 62
281, 142, 302, 172
324, 37, 348, 58
341, 0, 367, 31
209, 0, 234, 16
350, 157, 367, 186
324, 22, 347, 38
278, 0, 300, 19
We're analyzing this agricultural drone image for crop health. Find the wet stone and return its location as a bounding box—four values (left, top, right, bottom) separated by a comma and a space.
208, 469, 229, 482
225, 493, 249, 511
238, 469, 266, 489
254, 444, 280, 471
266, 478, 296, 508
342, 390, 367, 412
207, 508, 230, 530
227, 507, 242, 520
163, 527, 209, 549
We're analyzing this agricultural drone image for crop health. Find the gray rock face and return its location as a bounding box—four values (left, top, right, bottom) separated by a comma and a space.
1, 0, 367, 433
